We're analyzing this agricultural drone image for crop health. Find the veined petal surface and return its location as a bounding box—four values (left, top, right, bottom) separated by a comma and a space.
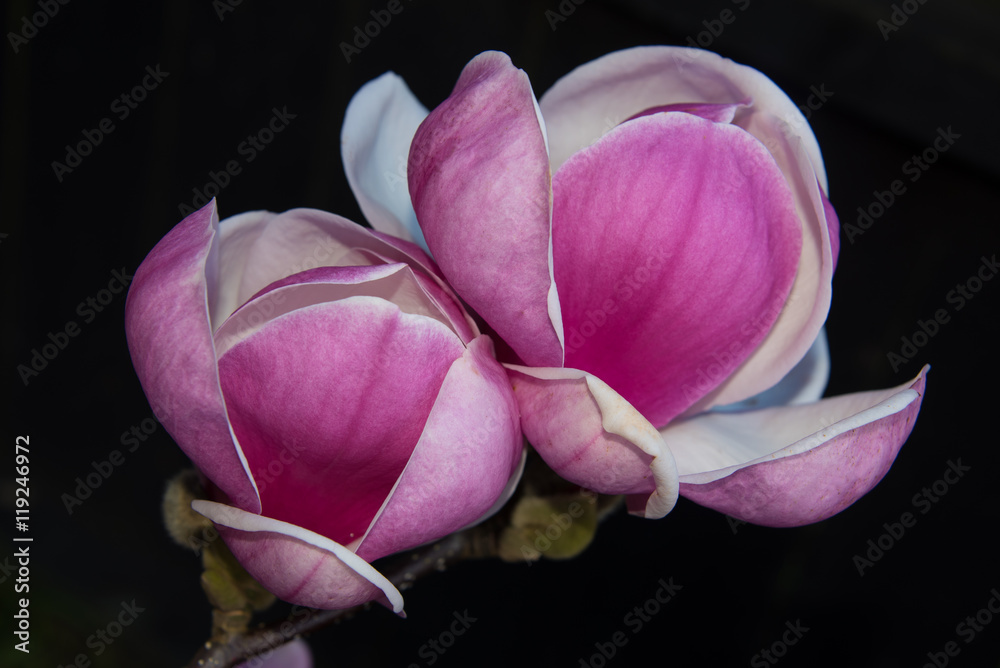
670, 366, 928, 526
408, 51, 563, 367
553, 112, 802, 427
217, 299, 464, 545
125, 200, 260, 512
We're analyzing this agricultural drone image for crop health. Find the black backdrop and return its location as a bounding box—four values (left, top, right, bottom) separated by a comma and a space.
3, 1, 999, 666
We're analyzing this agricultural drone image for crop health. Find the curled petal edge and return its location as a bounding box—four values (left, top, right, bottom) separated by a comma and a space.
505, 365, 679, 519
191, 500, 404, 615
674, 365, 928, 527
125, 199, 260, 513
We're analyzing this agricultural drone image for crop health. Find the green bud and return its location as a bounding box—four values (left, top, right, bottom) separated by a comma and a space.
201, 531, 276, 613
499, 490, 599, 563
162, 470, 214, 551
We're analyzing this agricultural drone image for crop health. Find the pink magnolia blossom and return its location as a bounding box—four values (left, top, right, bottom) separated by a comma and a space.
125, 201, 523, 611
341, 47, 927, 526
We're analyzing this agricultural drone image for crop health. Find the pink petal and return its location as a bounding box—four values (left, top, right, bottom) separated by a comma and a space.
822, 187, 840, 273
670, 366, 928, 527
232, 209, 408, 304
363, 228, 480, 343
213, 263, 461, 357
538, 47, 837, 411
505, 364, 678, 519
553, 112, 802, 427
624, 99, 749, 125
192, 500, 403, 612
408, 51, 563, 367
689, 116, 836, 411
341, 72, 429, 247
125, 200, 260, 513
217, 299, 465, 546
539, 46, 827, 191
359, 336, 524, 559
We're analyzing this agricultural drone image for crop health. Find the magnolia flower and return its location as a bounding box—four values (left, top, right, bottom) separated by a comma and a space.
341, 47, 927, 525
125, 201, 523, 611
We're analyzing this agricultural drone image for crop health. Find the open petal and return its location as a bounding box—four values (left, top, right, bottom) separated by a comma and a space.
539, 46, 826, 191
408, 50, 563, 367
689, 115, 835, 411
125, 200, 260, 513
669, 366, 928, 527
505, 365, 678, 519
359, 336, 524, 559
192, 500, 403, 613
217, 298, 465, 546
539, 46, 836, 411
553, 112, 802, 427
341, 72, 429, 248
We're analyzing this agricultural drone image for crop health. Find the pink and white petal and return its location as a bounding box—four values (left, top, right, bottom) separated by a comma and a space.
192, 500, 403, 613
211, 208, 277, 330
691, 115, 835, 411
539, 46, 826, 189
349, 226, 480, 342
711, 328, 829, 413
462, 446, 528, 531
341, 72, 429, 248
670, 366, 928, 527
358, 336, 524, 560
213, 264, 459, 356
236, 638, 313, 668
624, 99, 749, 125
217, 298, 465, 546
232, 209, 467, 316
822, 188, 841, 273
408, 51, 563, 367
505, 364, 678, 519
125, 200, 260, 513
553, 112, 801, 427
233, 209, 377, 305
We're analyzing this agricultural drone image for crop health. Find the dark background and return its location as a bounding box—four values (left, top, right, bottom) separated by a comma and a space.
3, 0, 998, 666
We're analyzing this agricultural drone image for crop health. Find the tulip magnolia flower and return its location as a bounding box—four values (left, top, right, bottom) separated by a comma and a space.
341, 47, 927, 525
125, 201, 523, 612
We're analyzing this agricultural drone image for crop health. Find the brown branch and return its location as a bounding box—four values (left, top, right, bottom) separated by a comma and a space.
180, 450, 616, 668
183, 530, 481, 668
